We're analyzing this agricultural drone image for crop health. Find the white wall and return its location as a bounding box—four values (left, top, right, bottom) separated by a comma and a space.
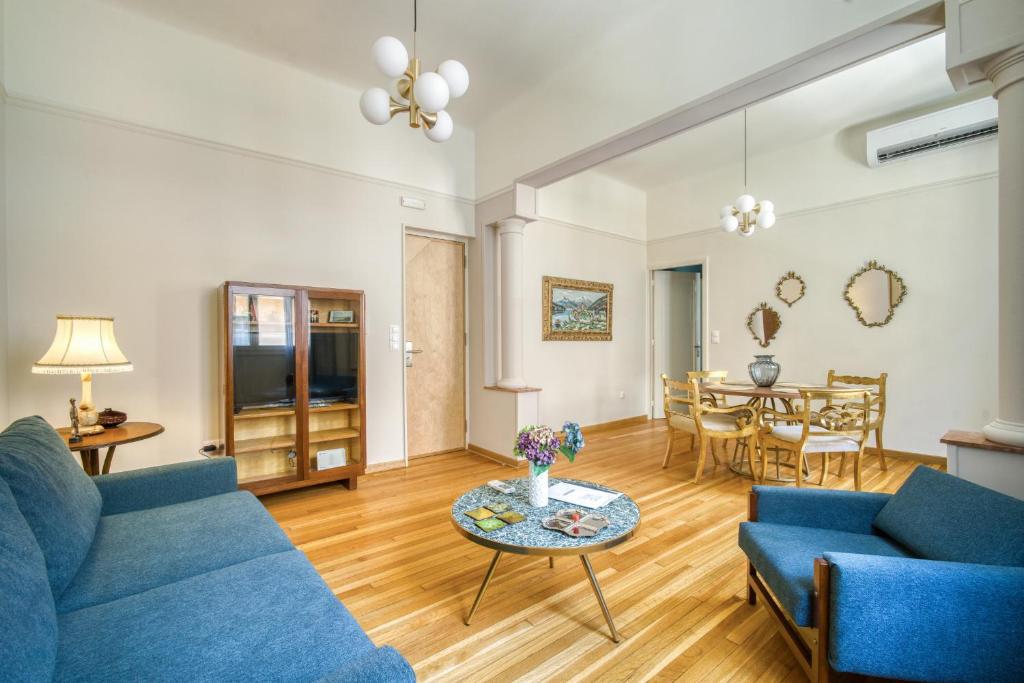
648, 175, 998, 456
536, 171, 646, 241
4, 93, 473, 470
4, 0, 475, 200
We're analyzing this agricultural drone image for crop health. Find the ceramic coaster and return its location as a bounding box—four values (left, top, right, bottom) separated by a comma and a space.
464, 507, 495, 520
475, 517, 507, 532
496, 510, 524, 524
486, 503, 510, 513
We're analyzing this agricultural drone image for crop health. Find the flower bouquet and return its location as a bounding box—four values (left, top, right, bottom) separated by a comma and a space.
514, 422, 585, 507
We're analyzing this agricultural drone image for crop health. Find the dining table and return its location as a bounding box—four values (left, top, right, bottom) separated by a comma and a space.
698, 382, 871, 482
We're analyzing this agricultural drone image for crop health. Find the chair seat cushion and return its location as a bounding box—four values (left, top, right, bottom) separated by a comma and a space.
873, 465, 1024, 566
0, 416, 102, 597
56, 551, 379, 682
669, 413, 739, 434
767, 425, 860, 453
58, 491, 294, 612
739, 521, 910, 626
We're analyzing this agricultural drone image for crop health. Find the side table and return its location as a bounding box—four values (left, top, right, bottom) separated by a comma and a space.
58, 422, 165, 475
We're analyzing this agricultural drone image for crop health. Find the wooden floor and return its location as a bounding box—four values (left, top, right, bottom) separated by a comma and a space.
262, 419, 936, 682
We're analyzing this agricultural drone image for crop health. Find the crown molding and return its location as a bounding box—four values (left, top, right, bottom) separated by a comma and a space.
534, 215, 646, 246
4, 91, 476, 206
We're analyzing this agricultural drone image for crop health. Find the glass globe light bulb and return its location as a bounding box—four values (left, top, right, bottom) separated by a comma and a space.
736, 194, 756, 213
371, 36, 409, 78
756, 211, 776, 229
424, 111, 454, 143
359, 88, 393, 125
758, 199, 774, 215
720, 215, 739, 233
413, 72, 450, 113
437, 60, 469, 99
720, 205, 734, 219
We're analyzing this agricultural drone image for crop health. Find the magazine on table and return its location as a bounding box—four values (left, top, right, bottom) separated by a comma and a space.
547, 482, 621, 509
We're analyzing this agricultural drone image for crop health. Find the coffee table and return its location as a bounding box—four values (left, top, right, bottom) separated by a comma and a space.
450, 478, 640, 642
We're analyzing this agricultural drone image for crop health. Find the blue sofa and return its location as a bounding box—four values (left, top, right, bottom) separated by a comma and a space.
739, 465, 1024, 682
0, 416, 414, 682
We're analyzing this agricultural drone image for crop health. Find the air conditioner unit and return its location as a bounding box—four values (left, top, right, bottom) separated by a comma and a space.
866, 97, 997, 167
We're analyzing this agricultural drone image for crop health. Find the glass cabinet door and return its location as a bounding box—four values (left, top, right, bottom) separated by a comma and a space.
306, 293, 362, 474
228, 288, 300, 486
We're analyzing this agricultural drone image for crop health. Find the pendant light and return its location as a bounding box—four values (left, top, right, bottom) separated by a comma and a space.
720, 110, 776, 237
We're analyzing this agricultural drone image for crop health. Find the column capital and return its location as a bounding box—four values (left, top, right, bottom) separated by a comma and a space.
495, 216, 527, 235
985, 46, 1024, 96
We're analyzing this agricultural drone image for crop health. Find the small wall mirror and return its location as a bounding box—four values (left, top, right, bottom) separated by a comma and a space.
844, 260, 907, 327
747, 302, 781, 347
775, 271, 806, 307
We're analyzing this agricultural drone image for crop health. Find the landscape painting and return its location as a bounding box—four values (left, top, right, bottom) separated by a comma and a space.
542, 276, 613, 341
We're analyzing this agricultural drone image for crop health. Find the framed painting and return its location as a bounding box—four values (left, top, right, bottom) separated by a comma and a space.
542, 276, 613, 341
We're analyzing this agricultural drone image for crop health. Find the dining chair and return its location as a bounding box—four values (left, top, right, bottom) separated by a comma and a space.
759, 388, 873, 490
661, 375, 759, 484
821, 370, 888, 482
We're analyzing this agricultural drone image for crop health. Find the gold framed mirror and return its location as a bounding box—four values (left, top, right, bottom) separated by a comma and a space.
844, 260, 907, 327
775, 271, 805, 307
747, 302, 781, 348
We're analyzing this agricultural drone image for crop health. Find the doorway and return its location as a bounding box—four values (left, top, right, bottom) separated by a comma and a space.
404, 233, 467, 458
651, 264, 703, 419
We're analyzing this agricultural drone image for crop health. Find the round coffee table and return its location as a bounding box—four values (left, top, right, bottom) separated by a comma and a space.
451, 478, 640, 642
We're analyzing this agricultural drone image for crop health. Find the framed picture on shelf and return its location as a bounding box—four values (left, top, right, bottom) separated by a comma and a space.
327, 310, 354, 324
542, 276, 613, 341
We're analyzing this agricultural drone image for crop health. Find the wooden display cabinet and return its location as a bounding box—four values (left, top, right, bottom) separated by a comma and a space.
223, 282, 365, 495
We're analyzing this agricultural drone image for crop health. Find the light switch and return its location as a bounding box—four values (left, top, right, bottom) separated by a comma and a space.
711, 330, 721, 344
389, 325, 400, 351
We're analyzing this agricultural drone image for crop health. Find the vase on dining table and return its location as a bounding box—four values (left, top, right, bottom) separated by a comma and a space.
749, 354, 780, 387
529, 466, 549, 507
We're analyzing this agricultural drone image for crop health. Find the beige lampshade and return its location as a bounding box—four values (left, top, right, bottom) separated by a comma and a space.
32, 316, 133, 375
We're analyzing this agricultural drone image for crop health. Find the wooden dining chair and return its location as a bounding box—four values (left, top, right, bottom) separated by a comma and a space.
821, 370, 888, 482
759, 388, 873, 490
662, 375, 759, 484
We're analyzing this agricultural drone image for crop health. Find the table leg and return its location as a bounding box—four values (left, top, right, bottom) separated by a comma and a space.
465, 550, 502, 625
90, 450, 100, 476
79, 451, 92, 474
580, 555, 621, 643
101, 445, 117, 475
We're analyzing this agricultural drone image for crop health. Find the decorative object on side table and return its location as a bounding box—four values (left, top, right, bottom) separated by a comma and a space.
775, 271, 806, 307
97, 408, 128, 429
33, 315, 133, 427
748, 355, 781, 387
746, 302, 781, 348
543, 509, 609, 537
542, 276, 613, 341
515, 422, 585, 507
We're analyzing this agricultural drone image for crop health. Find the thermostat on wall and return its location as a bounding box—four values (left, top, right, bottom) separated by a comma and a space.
316, 448, 347, 471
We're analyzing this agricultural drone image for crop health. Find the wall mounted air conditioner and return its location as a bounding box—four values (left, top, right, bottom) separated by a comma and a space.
866, 97, 997, 167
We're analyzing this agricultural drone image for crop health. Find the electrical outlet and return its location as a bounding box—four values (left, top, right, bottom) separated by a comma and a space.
201, 439, 224, 455
711, 330, 721, 344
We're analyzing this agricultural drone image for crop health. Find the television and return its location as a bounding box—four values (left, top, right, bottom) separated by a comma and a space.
232, 331, 358, 413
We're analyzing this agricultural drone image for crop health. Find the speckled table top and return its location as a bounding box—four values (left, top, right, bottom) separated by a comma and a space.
450, 478, 640, 554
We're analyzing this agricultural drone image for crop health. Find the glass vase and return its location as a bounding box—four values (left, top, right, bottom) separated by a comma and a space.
748, 354, 781, 387
529, 467, 549, 507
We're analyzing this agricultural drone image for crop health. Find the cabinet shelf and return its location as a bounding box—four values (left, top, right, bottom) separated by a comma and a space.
310, 427, 360, 444
234, 403, 358, 420
311, 322, 359, 329
234, 434, 296, 455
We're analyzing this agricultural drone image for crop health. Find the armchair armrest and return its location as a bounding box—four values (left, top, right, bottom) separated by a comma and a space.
93, 457, 238, 515
314, 646, 415, 683
751, 486, 890, 534
824, 552, 1024, 682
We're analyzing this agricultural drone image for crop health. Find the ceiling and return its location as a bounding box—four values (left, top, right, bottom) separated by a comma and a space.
593, 35, 986, 190
102, 0, 639, 126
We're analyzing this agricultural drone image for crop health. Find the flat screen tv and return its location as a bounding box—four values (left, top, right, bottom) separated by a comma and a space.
232, 332, 359, 413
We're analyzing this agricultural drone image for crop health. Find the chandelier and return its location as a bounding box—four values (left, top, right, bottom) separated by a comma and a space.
719, 110, 776, 237
359, 0, 469, 143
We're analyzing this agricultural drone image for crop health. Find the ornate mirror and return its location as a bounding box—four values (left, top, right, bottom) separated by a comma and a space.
775, 271, 806, 307
844, 260, 907, 327
746, 302, 781, 348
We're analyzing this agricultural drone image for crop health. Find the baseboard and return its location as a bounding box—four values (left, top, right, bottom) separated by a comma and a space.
366, 459, 408, 474
467, 443, 524, 468
582, 415, 648, 433
866, 447, 946, 468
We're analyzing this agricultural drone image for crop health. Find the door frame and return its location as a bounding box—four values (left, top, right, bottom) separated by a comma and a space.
401, 226, 470, 461
646, 256, 710, 419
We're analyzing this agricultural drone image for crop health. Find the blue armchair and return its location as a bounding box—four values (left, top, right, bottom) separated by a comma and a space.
739, 466, 1024, 682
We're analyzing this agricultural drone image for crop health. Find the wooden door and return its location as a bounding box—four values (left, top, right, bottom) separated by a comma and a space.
404, 235, 466, 457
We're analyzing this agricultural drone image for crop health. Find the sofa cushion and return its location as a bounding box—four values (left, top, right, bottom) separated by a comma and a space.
58, 490, 294, 612
0, 477, 59, 682
56, 550, 383, 682
0, 416, 102, 596
873, 465, 1024, 566
739, 521, 910, 626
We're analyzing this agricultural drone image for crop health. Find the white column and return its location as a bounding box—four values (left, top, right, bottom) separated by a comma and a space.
983, 47, 1024, 447
496, 217, 526, 389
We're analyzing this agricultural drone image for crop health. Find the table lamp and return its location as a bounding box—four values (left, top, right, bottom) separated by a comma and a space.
32, 315, 133, 427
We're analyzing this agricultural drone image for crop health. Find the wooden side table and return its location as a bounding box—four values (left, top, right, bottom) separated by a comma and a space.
58, 422, 165, 476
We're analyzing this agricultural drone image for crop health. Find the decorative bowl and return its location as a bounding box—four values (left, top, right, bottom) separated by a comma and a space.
98, 408, 127, 429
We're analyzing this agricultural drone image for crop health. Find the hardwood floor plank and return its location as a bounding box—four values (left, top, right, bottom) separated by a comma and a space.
261, 419, 932, 681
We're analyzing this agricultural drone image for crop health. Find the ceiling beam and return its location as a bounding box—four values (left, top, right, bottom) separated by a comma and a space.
515, 0, 945, 191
